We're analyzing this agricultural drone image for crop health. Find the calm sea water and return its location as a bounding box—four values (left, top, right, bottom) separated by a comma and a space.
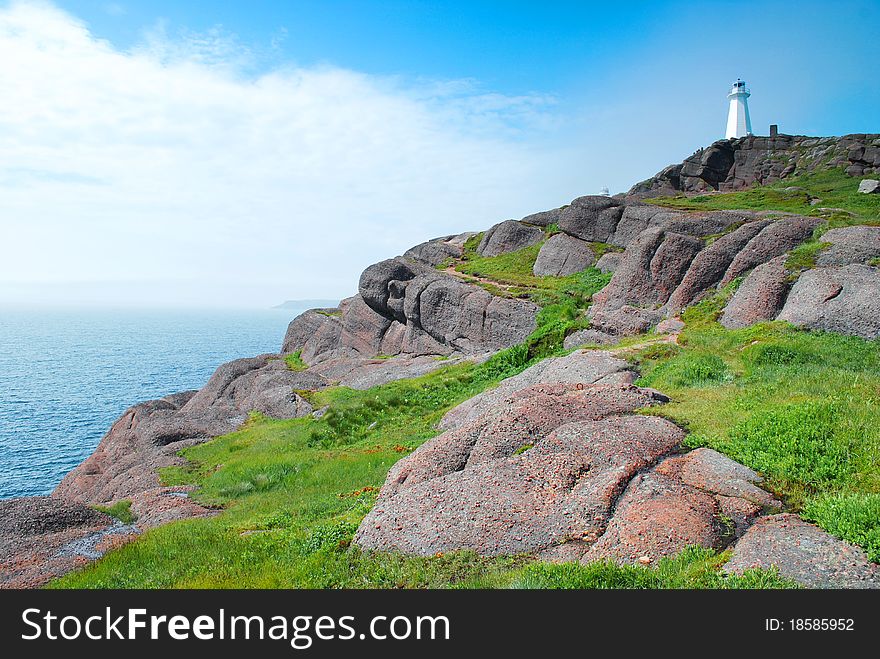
0, 308, 303, 498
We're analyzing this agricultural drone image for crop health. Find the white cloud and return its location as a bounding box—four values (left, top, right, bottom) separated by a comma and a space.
0, 1, 587, 308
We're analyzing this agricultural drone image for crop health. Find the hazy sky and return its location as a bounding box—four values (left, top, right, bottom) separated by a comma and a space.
2, 0, 878, 309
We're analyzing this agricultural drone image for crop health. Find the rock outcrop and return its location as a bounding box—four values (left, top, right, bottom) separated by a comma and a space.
355, 356, 680, 556
777, 264, 880, 339
402, 232, 474, 267
815, 225, 880, 266
725, 514, 879, 588
665, 219, 771, 313
0, 497, 131, 588
532, 233, 595, 276
720, 256, 791, 329
54, 355, 318, 505
355, 352, 878, 587
558, 196, 624, 243
478, 219, 543, 257
576, 205, 880, 338
630, 134, 880, 196
283, 254, 541, 365
719, 216, 820, 285
588, 228, 704, 335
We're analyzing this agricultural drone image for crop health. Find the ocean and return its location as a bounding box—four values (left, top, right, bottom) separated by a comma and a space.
0, 307, 304, 499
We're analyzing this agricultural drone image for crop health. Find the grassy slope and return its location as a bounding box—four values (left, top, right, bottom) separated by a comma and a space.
56, 171, 880, 588
646, 168, 880, 226
450, 230, 617, 307
633, 293, 880, 562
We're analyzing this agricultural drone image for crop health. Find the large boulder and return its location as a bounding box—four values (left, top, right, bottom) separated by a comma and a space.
595, 252, 622, 273
558, 196, 623, 243
777, 264, 880, 339
581, 471, 725, 564
858, 179, 880, 194
358, 258, 539, 355
655, 447, 780, 509
178, 356, 316, 425
519, 207, 563, 227
352, 345, 877, 582
589, 228, 703, 335
477, 220, 544, 257
610, 206, 670, 246
720, 216, 821, 286
582, 447, 781, 565
355, 395, 682, 556
406, 276, 538, 352
438, 350, 636, 431
532, 233, 595, 276
815, 225, 880, 266
725, 514, 880, 589
720, 256, 791, 329
336, 295, 394, 357
666, 219, 771, 313
382, 384, 670, 501
293, 248, 546, 366
358, 258, 425, 321
300, 315, 345, 364
282, 308, 340, 355
403, 233, 473, 267
596, 229, 705, 310
355, 371, 793, 564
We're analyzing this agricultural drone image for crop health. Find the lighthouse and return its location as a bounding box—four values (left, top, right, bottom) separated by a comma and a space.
725, 79, 752, 139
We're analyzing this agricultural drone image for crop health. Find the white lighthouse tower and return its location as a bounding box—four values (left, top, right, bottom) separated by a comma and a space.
725, 78, 752, 139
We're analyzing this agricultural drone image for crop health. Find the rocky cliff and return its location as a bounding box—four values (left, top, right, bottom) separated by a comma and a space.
629, 133, 880, 196
3, 133, 879, 588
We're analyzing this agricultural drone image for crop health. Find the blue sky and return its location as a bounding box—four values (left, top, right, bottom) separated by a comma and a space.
2, 0, 878, 308
55, 0, 880, 135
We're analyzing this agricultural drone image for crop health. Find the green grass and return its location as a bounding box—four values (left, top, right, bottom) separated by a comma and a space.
647, 168, 880, 226
590, 241, 625, 257
802, 493, 880, 562
94, 500, 136, 525
465, 546, 797, 589
452, 239, 612, 307
640, 353, 732, 388
634, 295, 880, 516
284, 351, 308, 371
785, 239, 830, 273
